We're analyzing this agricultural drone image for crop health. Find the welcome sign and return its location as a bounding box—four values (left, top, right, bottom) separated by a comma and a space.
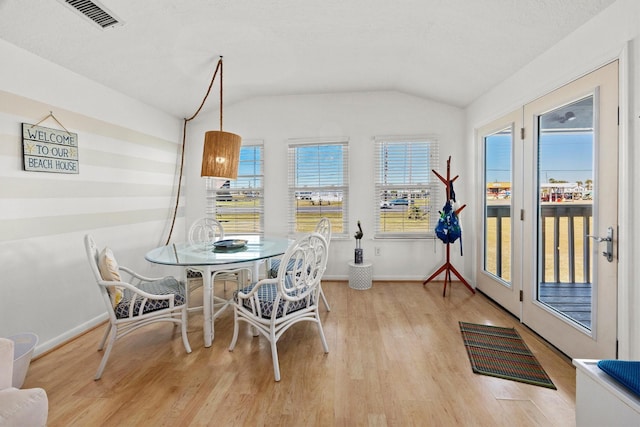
22, 123, 79, 174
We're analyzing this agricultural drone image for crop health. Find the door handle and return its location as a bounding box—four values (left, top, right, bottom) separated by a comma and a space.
587, 226, 614, 262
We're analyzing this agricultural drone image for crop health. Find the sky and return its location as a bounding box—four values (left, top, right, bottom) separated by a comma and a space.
232, 143, 346, 189
485, 131, 594, 184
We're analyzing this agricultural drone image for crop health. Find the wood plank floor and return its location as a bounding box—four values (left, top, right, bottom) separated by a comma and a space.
25, 281, 576, 427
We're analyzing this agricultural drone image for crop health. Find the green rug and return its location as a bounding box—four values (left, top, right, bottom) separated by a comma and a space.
459, 322, 556, 389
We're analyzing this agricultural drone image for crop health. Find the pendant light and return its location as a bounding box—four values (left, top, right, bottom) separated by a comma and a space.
200, 56, 241, 179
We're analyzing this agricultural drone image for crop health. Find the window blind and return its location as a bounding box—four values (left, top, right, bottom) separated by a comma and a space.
287, 138, 349, 237
207, 141, 264, 234
374, 136, 440, 238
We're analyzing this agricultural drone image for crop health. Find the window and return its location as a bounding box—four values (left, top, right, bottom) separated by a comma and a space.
287, 138, 349, 237
207, 141, 264, 234
374, 136, 440, 238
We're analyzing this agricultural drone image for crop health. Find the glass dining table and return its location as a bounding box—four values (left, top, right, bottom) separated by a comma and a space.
145, 235, 291, 347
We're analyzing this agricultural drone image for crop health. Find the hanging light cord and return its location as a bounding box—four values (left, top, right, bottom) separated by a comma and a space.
164, 57, 223, 245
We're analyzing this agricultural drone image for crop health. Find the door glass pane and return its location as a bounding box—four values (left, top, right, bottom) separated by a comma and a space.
484, 127, 512, 284
537, 96, 594, 329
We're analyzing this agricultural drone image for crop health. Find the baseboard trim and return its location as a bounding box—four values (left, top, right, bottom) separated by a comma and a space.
32, 313, 108, 359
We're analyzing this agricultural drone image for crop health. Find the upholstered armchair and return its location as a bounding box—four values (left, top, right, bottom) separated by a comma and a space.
0, 338, 48, 426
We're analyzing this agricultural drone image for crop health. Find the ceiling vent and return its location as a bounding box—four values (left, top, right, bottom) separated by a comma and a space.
58, 0, 123, 29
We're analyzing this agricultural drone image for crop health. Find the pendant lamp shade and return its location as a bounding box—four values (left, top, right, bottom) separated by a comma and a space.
199, 56, 242, 179
201, 130, 241, 178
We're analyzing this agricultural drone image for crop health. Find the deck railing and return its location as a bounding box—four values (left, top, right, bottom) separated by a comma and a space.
486, 202, 593, 284
540, 203, 592, 283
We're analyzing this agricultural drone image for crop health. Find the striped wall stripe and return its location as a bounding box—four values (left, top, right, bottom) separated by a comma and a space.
0, 90, 178, 153
0, 207, 184, 242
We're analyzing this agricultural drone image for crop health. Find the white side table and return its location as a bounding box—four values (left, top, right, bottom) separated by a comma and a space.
348, 261, 373, 290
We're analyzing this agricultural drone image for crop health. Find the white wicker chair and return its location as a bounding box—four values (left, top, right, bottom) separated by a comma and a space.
188, 217, 223, 248
229, 232, 329, 381
184, 217, 242, 315
84, 234, 191, 380
268, 217, 331, 311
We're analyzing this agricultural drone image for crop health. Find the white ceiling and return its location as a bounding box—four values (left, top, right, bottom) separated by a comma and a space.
0, 0, 616, 118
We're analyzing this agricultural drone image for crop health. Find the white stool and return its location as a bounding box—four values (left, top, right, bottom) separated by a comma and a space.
348, 261, 373, 290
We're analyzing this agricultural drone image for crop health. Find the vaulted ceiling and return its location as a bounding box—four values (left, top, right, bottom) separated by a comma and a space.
0, 0, 617, 117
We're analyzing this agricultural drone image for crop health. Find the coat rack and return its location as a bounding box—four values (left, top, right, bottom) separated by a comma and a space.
423, 156, 475, 297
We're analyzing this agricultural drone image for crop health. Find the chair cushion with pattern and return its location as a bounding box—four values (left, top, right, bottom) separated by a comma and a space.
186, 269, 203, 279
114, 277, 186, 319
234, 281, 313, 319
268, 258, 303, 278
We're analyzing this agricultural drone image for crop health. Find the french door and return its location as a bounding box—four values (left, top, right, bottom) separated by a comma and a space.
478, 61, 619, 359
477, 110, 523, 317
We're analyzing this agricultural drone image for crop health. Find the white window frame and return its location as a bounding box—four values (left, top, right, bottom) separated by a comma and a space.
287, 137, 349, 238
374, 135, 440, 238
206, 140, 264, 235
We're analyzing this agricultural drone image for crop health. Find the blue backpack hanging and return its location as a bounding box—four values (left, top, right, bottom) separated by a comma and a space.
435, 181, 463, 254
435, 200, 461, 244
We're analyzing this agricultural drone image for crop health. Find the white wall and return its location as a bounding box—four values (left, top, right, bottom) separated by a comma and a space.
0, 39, 184, 356
185, 91, 466, 281
465, 0, 640, 358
